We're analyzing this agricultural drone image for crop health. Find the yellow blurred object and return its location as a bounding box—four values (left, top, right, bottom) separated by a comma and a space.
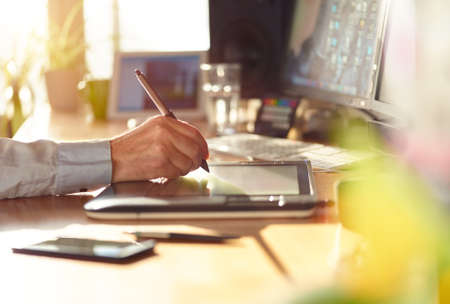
336, 148, 443, 302
439, 268, 450, 304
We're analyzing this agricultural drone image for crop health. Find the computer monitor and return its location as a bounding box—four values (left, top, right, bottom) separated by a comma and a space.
108, 51, 207, 120
281, 0, 390, 114
372, 0, 415, 119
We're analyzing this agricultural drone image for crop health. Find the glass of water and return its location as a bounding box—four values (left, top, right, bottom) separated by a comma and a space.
201, 63, 241, 135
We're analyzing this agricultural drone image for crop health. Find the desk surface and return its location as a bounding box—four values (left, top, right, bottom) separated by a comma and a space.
1, 106, 358, 304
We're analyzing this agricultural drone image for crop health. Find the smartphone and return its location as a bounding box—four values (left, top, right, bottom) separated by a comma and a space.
12, 237, 156, 263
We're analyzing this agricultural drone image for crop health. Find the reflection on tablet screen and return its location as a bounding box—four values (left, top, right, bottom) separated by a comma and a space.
112, 164, 301, 197
207, 165, 299, 195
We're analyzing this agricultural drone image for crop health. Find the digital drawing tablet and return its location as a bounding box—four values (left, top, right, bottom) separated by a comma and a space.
84, 161, 317, 219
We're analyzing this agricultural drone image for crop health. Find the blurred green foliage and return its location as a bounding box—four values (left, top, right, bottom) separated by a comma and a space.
0, 42, 36, 137
290, 123, 450, 304
46, 0, 86, 72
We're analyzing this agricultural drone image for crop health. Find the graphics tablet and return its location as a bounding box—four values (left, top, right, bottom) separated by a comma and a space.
84, 161, 317, 219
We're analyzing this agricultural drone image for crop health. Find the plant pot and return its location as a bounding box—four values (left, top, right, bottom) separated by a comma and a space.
45, 69, 81, 112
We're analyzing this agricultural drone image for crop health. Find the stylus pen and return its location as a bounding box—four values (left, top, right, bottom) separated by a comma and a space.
134, 69, 210, 172
131, 231, 240, 242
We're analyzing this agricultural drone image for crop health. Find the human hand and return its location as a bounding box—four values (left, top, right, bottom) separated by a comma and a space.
110, 116, 209, 183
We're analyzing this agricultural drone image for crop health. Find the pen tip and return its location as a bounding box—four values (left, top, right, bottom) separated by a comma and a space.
134, 69, 142, 76
201, 160, 210, 172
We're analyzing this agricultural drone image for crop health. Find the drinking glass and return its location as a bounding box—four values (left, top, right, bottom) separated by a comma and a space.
201, 63, 241, 135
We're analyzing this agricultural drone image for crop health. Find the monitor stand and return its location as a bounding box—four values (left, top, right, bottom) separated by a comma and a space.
287, 98, 374, 146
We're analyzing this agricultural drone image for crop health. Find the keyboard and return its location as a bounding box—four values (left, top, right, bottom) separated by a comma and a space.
207, 133, 370, 170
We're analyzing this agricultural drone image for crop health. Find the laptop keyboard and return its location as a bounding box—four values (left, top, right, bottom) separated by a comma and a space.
207, 133, 370, 170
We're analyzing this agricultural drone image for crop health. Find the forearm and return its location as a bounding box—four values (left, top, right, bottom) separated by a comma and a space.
0, 138, 112, 199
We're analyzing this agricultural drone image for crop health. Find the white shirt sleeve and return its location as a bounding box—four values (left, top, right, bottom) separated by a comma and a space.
0, 138, 112, 199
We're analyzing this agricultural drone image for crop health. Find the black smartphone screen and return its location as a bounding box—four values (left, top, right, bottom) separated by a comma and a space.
12, 237, 155, 263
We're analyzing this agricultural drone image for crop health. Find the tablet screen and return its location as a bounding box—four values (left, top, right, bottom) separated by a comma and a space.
208, 165, 299, 195
111, 164, 302, 198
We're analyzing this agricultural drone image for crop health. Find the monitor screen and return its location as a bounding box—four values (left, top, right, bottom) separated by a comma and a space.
281, 0, 389, 107
108, 51, 206, 119
118, 55, 200, 112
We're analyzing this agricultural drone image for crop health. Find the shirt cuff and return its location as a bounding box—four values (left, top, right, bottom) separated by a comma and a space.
56, 140, 112, 194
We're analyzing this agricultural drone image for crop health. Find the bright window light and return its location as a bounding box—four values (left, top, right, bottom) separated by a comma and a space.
84, 0, 209, 78
0, 0, 47, 60
0, 0, 47, 110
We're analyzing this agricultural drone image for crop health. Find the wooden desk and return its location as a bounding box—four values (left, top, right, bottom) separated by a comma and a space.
1, 106, 359, 304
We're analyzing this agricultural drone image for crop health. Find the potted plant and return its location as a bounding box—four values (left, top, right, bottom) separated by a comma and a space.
44, 1, 86, 112
0, 49, 36, 137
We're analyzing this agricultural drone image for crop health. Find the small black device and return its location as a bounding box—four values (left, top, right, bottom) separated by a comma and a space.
12, 237, 156, 263
254, 98, 300, 138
